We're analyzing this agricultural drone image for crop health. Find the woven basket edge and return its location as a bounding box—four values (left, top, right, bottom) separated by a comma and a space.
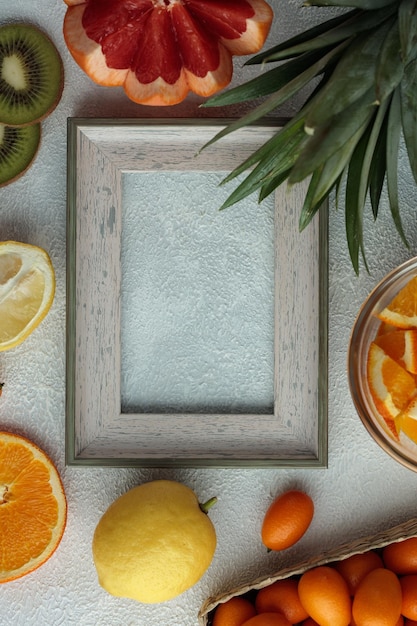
198, 517, 417, 625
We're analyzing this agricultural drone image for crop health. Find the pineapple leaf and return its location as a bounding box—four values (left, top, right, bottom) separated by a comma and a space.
308, 126, 366, 208
200, 41, 348, 150
347, 117, 376, 226
344, 101, 390, 225
400, 57, 417, 185
201, 48, 335, 107
258, 168, 293, 202
299, 167, 326, 231
359, 97, 391, 216
305, 0, 397, 9
375, 20, 404, 103
335, 169, 347, 211
289, 88, 376, 184
304, 20, 394, 132
245, 10, 360, 64
220, 115, 305, 185
398, 0, 417, 63
299, 166, 341, 232
219, 126, 306, 210
202, 0, 414, 272
345, 127, 374, 274
221, 163, 284, 210
369, 113, 388, 218
250, 4, 397, 64
386, 86, 409, 247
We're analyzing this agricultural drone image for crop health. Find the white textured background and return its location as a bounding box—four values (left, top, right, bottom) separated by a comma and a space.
1, 2, 417, 625
121, 171, 275, 414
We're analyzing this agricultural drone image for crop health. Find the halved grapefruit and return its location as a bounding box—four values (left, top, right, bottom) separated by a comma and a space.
63, 0, 273, 105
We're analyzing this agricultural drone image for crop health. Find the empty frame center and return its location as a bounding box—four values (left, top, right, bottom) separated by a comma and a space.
120, 171, 275, 414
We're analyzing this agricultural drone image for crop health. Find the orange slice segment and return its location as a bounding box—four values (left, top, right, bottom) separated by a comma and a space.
0, 432, 67, 583
374, 329, 417, 374
367, 343, 417, 440
0, 241, 55, 351
396, 397, 417, 445
377, 276, 417, 328
376, 321, 398, 336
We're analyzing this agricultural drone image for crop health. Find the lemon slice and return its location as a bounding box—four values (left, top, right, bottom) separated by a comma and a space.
0, 241, 55, 351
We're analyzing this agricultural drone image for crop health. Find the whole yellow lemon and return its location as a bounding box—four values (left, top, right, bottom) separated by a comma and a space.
92, 479, 217, 603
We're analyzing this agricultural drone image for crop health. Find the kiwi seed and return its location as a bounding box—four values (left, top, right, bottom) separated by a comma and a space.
0, 23, 63, 126
0, 122, 40, 186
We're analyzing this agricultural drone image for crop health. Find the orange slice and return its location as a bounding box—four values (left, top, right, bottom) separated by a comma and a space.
396, 396, 417, 445
373, 329, 417, 374
0, 432, 67, 583
367, 342, 417, 439
376, 321, 398, 336
0, 241, 55, 351
378, 276, 417, 328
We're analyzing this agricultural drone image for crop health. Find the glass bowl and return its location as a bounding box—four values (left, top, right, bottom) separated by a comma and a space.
348, 256, 417, 472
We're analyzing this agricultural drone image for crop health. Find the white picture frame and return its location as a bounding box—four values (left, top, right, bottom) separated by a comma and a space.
66, 118, 328, 467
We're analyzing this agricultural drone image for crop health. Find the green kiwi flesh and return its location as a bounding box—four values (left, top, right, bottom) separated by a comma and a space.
0, 122, 40, 186
0, 23, 63, 126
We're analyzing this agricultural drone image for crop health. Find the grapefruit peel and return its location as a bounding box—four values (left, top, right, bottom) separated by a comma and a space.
63, 0, 273, 105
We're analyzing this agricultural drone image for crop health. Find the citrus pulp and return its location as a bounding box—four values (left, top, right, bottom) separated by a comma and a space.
366, 342, 417, 439
0, 431, 67, 583
378, 276, 417, 328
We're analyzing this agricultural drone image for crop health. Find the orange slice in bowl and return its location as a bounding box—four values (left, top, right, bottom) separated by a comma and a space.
367, 343, 417, 440
0, 432, 67, 583
396, 396, 417, 445
377, 276, 417, 328
374, 330, 417, 375
376, 321, 399, 336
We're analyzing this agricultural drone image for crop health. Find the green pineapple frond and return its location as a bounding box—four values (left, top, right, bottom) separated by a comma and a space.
202, 0, 417, 273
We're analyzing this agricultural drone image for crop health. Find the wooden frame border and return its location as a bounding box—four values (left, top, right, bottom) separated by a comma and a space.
66, 118, 328, 467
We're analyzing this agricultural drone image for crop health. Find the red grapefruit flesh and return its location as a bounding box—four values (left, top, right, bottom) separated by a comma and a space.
63, 5, 128, 86
63, 0, 273, 105
187, 0, 274, 54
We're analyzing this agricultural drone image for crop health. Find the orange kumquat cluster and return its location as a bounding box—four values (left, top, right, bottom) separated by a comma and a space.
211, 537, 417, 626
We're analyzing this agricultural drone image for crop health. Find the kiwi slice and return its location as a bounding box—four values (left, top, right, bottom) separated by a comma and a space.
0, 122, 40, 186
0, 23, 63, 126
